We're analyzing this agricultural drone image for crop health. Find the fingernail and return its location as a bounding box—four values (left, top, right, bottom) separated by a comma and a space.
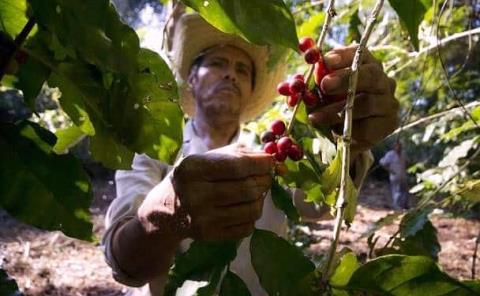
325, 53, 341, 68
308, 112, 325, 124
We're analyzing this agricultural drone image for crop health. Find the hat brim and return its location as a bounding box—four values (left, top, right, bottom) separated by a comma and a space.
170, 14, 286, 123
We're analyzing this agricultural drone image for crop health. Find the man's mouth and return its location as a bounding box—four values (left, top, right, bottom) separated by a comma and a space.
215, 84, 241, 96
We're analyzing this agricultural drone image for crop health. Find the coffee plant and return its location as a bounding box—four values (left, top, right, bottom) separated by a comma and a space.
1, 0, 479, 295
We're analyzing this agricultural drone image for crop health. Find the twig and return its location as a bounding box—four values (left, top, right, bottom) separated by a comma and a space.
387, 27, 480, 76
322, 0, 385, 281
473, 230, 480, 279
0, 17, 36, 81
316, 0, 336, 49
388, 100, 480, 137
287, 0, 336, 136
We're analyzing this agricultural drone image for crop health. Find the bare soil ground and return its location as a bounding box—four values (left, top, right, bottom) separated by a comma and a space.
1, 178, 479, 295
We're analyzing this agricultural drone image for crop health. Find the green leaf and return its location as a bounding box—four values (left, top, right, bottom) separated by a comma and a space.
53, 124, 85, 154
320, 145, 342, 195
164, 241, 238, 296
89, 127, 134, 170
0, 121, 93, 241
400, 209, 430, 237
346, 255, 480, 295
0, 269, 22, 296
330, 252, 359, 288
297, 12, 325, 39
219, 271, 251, 296
271, 179, 300, 222
48, 63, 96, 136
181, 0, 299, 51
250, 229, 315, 296
454, 179, 480, 203
344, 175, 358, 224
0, 0, 28, 38
361, 212, 402, 238
397, 220, 441, 260
388, 0, 432, 51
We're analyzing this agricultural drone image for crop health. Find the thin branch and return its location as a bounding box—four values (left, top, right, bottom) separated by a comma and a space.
388, 100, 480, 137
322, 0, 385, 281
0, 17, 36, 81
316, 0, 336, 49
473, 230, 480, 279
387, 27, 480, 76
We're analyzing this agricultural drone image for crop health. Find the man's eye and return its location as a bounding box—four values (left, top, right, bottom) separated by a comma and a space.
237, 68, 249, 76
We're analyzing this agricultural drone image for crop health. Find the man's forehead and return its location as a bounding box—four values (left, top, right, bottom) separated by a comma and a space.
201, 45, 253, 65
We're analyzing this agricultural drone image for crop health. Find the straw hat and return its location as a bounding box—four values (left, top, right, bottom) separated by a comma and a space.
169, 14, 286, 123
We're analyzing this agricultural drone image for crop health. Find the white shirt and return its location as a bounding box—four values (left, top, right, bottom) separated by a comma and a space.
379, 149, 407, 182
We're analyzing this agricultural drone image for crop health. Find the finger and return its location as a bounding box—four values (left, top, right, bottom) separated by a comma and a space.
213, 197, 265, 226
175, 152, 274, 181
185, 174, 272, 207
309, 94, 399, 126
321, 64, 390, 95
324, 45, 380, 71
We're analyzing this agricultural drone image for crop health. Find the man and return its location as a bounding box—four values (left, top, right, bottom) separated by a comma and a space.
380, 141, 409, 209
102, 13, 398, 296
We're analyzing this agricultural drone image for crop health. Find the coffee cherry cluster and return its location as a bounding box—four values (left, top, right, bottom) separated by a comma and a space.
261, 119, 304, 162
276, 73, 320, 108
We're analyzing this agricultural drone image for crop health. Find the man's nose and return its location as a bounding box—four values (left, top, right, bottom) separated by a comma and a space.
222, 65, 237, 82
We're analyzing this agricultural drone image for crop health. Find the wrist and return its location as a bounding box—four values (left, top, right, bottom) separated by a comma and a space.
137, 179, 191, 241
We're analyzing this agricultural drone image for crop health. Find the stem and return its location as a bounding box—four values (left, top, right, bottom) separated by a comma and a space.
0, 17, 36, 81
316, 0, 336, 49
388, 101, 480, 137
473, 230, 480, 279
322, 0, 384, 281
387, 27, 480, 76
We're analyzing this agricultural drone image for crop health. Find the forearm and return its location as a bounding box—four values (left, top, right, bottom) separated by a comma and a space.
110, 175, 187, 286
111, 215, 182, 285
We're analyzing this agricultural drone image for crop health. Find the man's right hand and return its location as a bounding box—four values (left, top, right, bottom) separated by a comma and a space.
138, 144, 275, 242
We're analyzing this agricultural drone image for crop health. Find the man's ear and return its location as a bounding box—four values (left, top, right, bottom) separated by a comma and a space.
187, 69, 197, 88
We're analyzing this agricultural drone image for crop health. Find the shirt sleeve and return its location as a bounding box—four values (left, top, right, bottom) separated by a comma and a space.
101, 153, 171, 286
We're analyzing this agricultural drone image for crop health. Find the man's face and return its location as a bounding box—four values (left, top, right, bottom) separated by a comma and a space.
188, 45, 254, 122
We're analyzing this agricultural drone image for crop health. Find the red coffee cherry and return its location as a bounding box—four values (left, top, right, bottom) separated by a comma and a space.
298, 37, 315, 53
264, 141, 277, 155
287, 93, 300, 107
288, 144, 304, 161
293, 73, 304, 81
270, 119, 286, 136
289, 79, 306, 94
314, 60, 329, 86
302, 91, 318, 107
274, 151, 288, 162
277, 81, 291, 96
261, 131, 276, 144
277, 136, 293, 154
305, 47, 321, 64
